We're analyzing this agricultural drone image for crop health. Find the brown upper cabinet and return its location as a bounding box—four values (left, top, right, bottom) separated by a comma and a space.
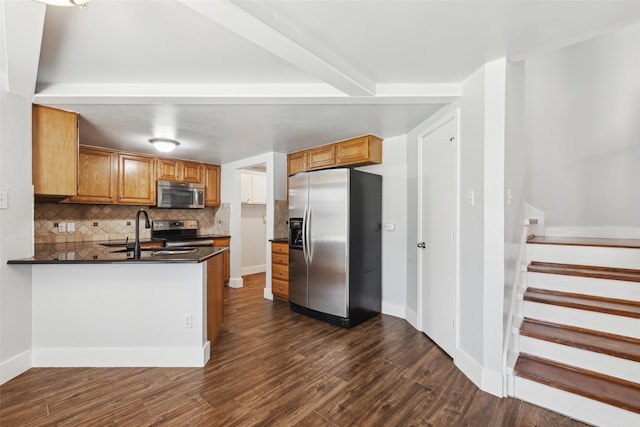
157, 158, 203, 184
32, 105, 78, 198
287, 134, 382, 176
204, 164, 221, 206
69, 146, 117, 204
308, 145, 336, 170
117, 152, 156, 205
336, 135, 382, 166
287, 151, 308, 176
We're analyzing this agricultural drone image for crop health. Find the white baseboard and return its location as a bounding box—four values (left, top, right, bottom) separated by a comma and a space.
263, 287, 273, 300
454, 348, 482, 390
241, 264, 266, 276
545, 226, 640, 239
481, 366, 504, 397
453, 348, 503, 396
31, 344, 210, 368
228, 277, 243, 288
381, 301, 405, 318
0, 350, 32, 385
405, 307, 418, 330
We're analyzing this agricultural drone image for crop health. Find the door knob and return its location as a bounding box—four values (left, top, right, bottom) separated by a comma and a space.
417, 242, 426, 249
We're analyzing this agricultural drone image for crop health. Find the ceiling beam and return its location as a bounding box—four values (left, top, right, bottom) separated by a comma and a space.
177, 0, 376, 96
33, 83, 461, 105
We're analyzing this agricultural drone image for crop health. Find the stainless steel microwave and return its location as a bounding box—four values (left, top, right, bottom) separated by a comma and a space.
156, 180, 205, 209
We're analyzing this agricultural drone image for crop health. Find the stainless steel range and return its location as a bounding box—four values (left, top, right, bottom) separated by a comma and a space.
151, 220, 214, 247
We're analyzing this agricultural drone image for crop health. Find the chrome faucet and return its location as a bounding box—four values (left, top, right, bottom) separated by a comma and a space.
134, 208, 151, 259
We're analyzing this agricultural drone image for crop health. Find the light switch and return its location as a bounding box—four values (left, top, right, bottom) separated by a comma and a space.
58, 222, 66, 233
466, 190, 475, 206
0, 192, 7, 209
67, 222, 75, 232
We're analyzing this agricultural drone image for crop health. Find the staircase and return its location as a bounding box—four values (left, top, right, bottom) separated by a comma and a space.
508, 235, 640, 426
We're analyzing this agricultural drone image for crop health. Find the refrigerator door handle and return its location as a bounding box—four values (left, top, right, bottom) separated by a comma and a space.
302, 204, 309, 265
307, 204, 312, 264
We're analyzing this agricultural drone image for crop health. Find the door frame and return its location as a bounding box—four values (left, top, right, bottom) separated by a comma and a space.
416, 110, 460, 356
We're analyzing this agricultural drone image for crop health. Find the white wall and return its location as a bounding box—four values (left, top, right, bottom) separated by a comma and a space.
0, 0, 46, 384
32, 263, 208, 367
405, 59, 507, 397
525, 22, 640, 238
241, 204, 266, 275
358, 135, 408, 318
221, 151, 287, 293
504, 61, 526, 328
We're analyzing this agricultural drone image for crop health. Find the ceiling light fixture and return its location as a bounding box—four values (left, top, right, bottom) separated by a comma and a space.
149, 138, 180, 153
35, 0, 91, 9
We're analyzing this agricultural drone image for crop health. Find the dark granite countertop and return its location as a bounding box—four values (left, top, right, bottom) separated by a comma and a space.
269, 238, 289, 243
7, 241, 228, 265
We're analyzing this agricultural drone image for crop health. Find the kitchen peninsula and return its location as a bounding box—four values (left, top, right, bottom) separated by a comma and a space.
8, 242, 227, 368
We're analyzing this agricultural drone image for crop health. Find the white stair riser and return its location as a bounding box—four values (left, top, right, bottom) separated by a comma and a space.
528, 272, 640, 301
523, 301, 640, 339
519, 335, 640, 383
513, 376, 640, 427
527, 244, 640, 270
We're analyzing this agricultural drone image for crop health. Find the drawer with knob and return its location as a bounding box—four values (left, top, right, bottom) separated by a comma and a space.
272, 263, 289, 281
271, 241, 289, 300
272, 278, 289, 297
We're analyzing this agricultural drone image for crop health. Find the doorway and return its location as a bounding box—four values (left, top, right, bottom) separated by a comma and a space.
240, 164, 267, 276
418, 116, 458, 357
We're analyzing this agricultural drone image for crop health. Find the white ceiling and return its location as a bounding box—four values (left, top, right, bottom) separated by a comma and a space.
33, 0, 640, 164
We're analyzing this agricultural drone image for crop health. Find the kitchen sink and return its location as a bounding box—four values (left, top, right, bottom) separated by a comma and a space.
110, 247, 197, 255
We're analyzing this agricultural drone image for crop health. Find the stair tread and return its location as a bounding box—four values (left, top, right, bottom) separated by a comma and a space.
528, 261, 640, 282
524, 288, 640, 318
515, 354, 640, 414
527, 236, 640, 249
520, 318, 640, 362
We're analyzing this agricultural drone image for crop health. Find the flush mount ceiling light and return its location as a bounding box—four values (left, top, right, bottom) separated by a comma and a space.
149, 138, 180, 153
34, 0, 91, 8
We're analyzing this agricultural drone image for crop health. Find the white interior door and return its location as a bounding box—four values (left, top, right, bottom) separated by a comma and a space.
419, 118, 457, 357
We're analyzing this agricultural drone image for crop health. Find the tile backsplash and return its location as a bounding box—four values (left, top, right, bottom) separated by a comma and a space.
273, 199, 289, 239
34, 203, 230, 244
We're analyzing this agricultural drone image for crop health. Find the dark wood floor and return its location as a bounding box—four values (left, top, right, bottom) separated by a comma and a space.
0, 273, 587, 426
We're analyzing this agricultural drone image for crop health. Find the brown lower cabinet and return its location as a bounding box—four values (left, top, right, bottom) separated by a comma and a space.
206, 253, 224, 343
213, 238, 231, 282
271, 241, 289, 300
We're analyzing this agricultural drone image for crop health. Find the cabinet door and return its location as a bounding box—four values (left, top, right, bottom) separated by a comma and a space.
287, 151, 308, 176
71, 146, 116, 204
117, 153, 156, 205
251, 174, 267, 204
240, 173, 253, 203
207, 254, 224, 343
182, 161, 203, 183
32, 104, 78, 197
336, 135, 382, 166
307, 145, 336, 170
213, 238, 231, 282
204, 164, 221, 206
156, 158, 180, 181
241, 173, 266, 204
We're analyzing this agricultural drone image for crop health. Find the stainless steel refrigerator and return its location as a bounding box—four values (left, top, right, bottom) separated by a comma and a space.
288, 168, 381, 328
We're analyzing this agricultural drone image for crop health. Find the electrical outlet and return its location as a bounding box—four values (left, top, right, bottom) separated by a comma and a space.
183, 313, 192, 328
58, 222, 66, 233
67, 222, 75, 232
